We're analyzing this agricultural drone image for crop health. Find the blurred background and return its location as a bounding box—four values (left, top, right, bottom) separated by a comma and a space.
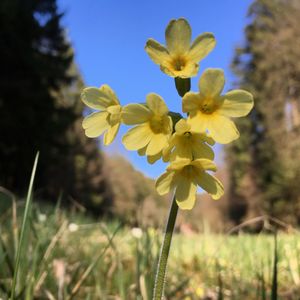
1, 0, 300, 298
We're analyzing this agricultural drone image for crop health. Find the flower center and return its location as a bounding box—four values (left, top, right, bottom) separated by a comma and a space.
172, 56, 187, 71
181, 165, 196, 179
199, 98, 218, 114
150, 115, 169, 134
107, 105, 122, 125
183, 131, 192, 138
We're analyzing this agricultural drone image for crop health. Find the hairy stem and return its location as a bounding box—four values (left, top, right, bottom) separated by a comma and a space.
153, 196, 178, 300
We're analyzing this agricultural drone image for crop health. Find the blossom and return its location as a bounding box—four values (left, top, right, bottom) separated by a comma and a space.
156, 158, 224, 210
38, 214, 47, 222
163, 118, 214, 162
131, 227, 143, 239
81, 85, 122, 145
182, 68, 254, 144
145, 18, 216, 78
122, 93, 172, 156
68, 223, 79, 232
137, 146, 163, 165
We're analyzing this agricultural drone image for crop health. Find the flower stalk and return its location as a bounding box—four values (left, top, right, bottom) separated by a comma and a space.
152, 76, 190, 299
153, 195, 178, 300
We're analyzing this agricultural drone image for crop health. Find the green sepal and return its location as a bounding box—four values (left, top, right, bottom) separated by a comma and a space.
168, 111, 183, 133
175, 77, 191, 97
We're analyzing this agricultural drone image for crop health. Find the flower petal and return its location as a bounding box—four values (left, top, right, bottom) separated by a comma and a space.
187, 112, 210, 133
182, 92, 201, 113
137, 146, 147, 156
145, 38, 170, 65
146, 133, 169, 156
173, 61, 199, 78
100, 84, 119, 104
160, 64, 177, 77
106, 104, 121, 114
187, 33, 216, 62
160, 61, 198, 78
207, 114, 240, 144
162, 135, 176, 162
175, 176, 197, 210
172, 137, 193, 161
191, 159, 217, 172
165, 18, 191, 54
122, 104, 152, 125
147, 152, 162, 164
146, 93, 169, 116
199, 68, 225, 98
192, 141, 214, 160
82, 111, 109, 138
196, 172, 224, 200
122, 124, 153, 150
167, 158, 191, 171
175, 118, 190, 134
156, 171, 175, 195
199, 133, 215, 145
109, 112, 121, 126
81, 88, 107, 110
103, 123, 120, 145
219, 90, 254, 117
81, 85, 119, 110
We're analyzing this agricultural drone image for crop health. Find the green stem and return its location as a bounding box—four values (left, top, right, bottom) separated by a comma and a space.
153, 196, 178, 300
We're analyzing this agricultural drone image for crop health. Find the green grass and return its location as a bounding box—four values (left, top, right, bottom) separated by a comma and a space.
0, 156, 299, 299
1, 196, 300, 299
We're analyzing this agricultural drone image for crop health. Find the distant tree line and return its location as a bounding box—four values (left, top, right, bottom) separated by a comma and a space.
226, 0, 300, 226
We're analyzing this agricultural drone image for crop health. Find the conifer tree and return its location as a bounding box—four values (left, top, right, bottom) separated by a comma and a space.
0, 0, 112, 212
227, 0, 300, 224
0, 0, 74, 191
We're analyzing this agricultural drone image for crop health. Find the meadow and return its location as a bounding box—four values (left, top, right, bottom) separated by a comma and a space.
1, 188, 300, 300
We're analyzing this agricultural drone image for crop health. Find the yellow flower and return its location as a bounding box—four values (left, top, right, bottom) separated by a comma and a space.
145, 18, 216, 78
182, 68, 254, 144
156, 158, 224, 210
137, 147, 163, 165
122, 93, 172, 156
81, 85, 122, 145
163, 118, 214, 162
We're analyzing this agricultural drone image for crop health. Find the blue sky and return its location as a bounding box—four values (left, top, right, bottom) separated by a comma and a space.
58, 0, 253, 178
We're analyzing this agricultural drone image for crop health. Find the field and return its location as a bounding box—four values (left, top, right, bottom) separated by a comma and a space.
1, 193, 300, 300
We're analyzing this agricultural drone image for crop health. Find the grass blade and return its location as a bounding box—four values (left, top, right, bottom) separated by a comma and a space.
10, 152, 39, 300
262, 262, 266, 300
0, 228, 14, 276
271, 231, 278, 300
66, 223, 121, 300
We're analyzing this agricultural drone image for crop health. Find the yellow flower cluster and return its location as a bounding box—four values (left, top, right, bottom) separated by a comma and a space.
81, 18, 254, 210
